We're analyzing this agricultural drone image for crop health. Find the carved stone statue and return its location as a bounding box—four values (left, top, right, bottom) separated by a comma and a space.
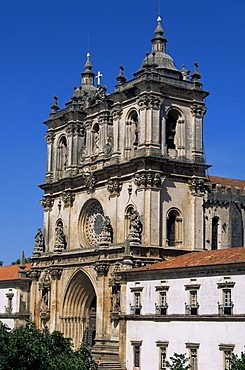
32, 228, 44, 256
128, 210, 143, 245
99, 216, 113, 247
54, 222, 66, 252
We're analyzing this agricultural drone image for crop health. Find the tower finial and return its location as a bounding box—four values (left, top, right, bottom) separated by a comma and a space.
18, 251, 27, 278
155, 15, 164, 36
88, 32, 90, 54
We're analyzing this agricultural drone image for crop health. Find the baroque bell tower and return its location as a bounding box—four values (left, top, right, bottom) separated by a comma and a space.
30, 16, 209, 364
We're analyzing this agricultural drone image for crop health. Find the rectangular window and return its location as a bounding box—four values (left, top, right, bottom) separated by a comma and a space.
224, 351, 232, 370
134, 345, 140, 367
134, 293, 141, 314
219, 344, 234, 370
186, 343, 199, 370
159, 292, 167, 315
224, 289, 232, 315
131, 341, 142, 369
160, 347, 167, 370
190, 290, 198, 315
190, 349, 198, 370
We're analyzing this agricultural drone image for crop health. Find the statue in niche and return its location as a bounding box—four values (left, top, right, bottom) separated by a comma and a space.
54, 222, 66, 252
33, 228, 44, 256
104, 135, 113, 156
40, 289, 50, 320
128, 209, 142, 245
99, 216, 113, 246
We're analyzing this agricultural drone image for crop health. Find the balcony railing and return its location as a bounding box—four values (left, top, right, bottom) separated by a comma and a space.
185, 303, 199, 315
218, 302, 234, 315
130, 304, 142, 315
155, 303, 168, 315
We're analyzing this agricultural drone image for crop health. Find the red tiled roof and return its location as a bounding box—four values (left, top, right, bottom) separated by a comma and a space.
133, 248, 245, 272
0, 263, 31, 281
207, 175, 245, 191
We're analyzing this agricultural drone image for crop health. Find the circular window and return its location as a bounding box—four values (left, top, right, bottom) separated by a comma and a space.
80, 200, 104, 248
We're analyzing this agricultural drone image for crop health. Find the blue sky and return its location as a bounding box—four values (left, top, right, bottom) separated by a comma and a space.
0, 0, 245, 265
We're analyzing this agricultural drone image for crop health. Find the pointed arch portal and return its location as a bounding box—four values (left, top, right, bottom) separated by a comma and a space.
60, 270, 96, 348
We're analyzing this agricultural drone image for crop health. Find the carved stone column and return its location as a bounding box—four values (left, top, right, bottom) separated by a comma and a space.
111, 105, 122, 157
137, 93, 163, 153
66, 123, 75, 174
45, 131, 54, 182
189, 177, 206, 250
190, 103, 207, 163
85, 119, 92, 158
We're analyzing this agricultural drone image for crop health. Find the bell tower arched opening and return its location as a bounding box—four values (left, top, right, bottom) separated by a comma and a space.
61, 270, 96, 348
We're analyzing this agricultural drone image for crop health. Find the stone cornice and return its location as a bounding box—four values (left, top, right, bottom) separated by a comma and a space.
40, 155, 209, 194
120, 262, 245, 281
119, 314, 245, 322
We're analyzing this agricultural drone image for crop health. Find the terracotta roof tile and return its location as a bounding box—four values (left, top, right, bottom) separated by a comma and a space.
0, 263, 31, 281
207, 175, 245, 192
134, 248, 245, 272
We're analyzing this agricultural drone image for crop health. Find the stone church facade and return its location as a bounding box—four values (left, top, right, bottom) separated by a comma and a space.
29, 16, 245, 366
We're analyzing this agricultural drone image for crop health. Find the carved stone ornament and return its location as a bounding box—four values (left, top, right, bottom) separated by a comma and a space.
85, 119, 92, 129
99, 111, 112, 126
54, 221, 66, 253
39, 270, 51, 291
39, 271, 51, 321
104, 136, 113, 156
109, 277, 121, 319
107, 179, 122, 196
111, 106, 122, 120
134, 172, 162, 188
66, 123, 75, 135
74, 123, 85, 136
189, 178, 206, 197
99, 216, 113, 247
94, 85, 107, 103
45, 132, 55, 144
40, 196, 54, 212
94, 262, 110, 277
49, 267, 63, 280
83, 172, 97, 191
190, 103, 207, 117
128, 209, 143, 246
137, 94, 162, 108
28, 268, 41, 281
32, 228, 44, 257
62, 191, 75, 207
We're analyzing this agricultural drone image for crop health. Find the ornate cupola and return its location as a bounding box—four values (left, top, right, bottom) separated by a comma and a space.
151, 16, 167, 54
81, 52, 95, 88
134, 16, 180, 78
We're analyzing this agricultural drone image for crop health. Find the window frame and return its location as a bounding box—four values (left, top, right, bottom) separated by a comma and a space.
219, 344, 234, 370
186, 343, 199, 370
217, 281, 235, 315
185, 284, 200, 315
131, 340, 142, 369
156, 341, 169, 370
130, 286, 143, 315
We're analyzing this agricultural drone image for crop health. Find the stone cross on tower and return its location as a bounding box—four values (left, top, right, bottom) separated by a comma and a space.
96, 71, 103, 85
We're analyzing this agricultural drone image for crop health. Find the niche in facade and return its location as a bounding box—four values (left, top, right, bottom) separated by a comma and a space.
166, 209, 182, 247
125, 110, 139, 157
166, 110, 179, 150
56, 136, 67, 177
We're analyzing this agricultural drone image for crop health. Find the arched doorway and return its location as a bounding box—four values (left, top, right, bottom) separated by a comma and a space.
60, 270, 96, 348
